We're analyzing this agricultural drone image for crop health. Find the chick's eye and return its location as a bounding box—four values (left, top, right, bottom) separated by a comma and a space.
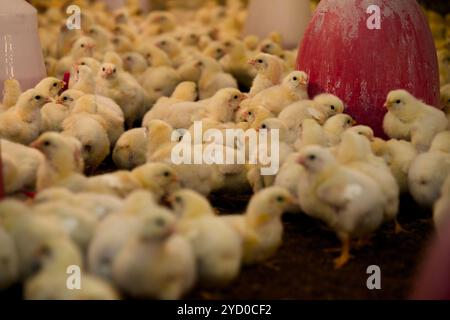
43, 140, 51, 147
293, 77, 298, 81
53, 83, 58, 87
396, 100, 401, 104
175, 196, 182, 203
261, 124, 267, 129
347, 119, 352, 124
276, 196, 284, 203
163, 171, 170, 177
63, 97, 68, 101
233, 95, 239, 99
154, 217, 166, 227
80, 44, 85, 48
257, 59, 263, 63
84, 144, 92, 152
308, 154, 316, 161
81, 62, 86, 65
35, 95, 41, 100
248, 112, 252, 115
330, 105, 335, 110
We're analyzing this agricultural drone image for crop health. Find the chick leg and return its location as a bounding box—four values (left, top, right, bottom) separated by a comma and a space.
394, 219, 407, 234
334, 236, 351, 269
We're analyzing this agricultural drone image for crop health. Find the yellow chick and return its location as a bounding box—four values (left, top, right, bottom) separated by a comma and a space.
71, 94, 125, 146
323, 113, 356, 146
429, 131, 450, 153
297, 146, 385, 268
96, 62, 151, 128
122, 52, 148, 78
33, 201, 97, 252
197, 57, 238, 99
248, 53, 285, 96
243, 71, 309, 115
62, 112, 110, 171
34, 77, 66, 99
84, 171, 141, 198
408, 150, 450, 207
222, 187, 294, 265
70, 65, 96, 94
383, 89, 448, 152
112, 209, 196, 299
0, 89, 48, 144
169, 189, 242, 287
274, 152, 304, 214
337, 131, 401, 233
1, 138, 44, 193
131, 163, 180, 202
373, 139, 417, 194
113, 128, 147, 170
294, 118, 328, 151
31, 132, 86, 192
55, 36, 96, 78
87, 190, 159, 280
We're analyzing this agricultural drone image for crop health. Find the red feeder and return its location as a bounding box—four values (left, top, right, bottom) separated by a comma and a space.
297, 0, 440, 137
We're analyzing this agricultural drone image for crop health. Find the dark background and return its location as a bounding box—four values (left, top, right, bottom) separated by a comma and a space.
419, 0, 450, 15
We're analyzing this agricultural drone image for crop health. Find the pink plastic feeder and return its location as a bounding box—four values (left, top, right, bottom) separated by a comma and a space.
297, 0, 440, 137
0, 0, 47, 101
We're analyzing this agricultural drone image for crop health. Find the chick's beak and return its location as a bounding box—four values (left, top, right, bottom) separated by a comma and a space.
248, 59, 256, 66
383, 101, 390, 109
30, 140, 41, 150
297, 155, 306, 166
299, 79, 308, 86
45, 97, 53, 103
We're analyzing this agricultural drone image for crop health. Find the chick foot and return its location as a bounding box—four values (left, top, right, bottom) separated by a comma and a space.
334, 237, 352, 269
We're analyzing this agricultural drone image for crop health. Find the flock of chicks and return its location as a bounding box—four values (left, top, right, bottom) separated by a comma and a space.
0, 0, 449, 300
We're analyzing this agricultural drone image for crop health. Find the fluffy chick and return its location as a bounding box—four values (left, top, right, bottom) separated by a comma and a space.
113, 128, 147, 170
112, 209, 196, 299
222, 187, 294, 265
297, 146, 385, 268
323, 113, 356, 146
0, 89, 48, 144
383, 90, 448, 152
408, 150, 450, 207
197, 57, 238, 100
169, 189, 242, 287
34, 77, 66, 99
248, 53, 285, 96
243, 71, 309, 115
2, 79, 22, 109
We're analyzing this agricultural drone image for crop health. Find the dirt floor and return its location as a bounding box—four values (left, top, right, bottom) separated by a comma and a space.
0, 157, 435, 300
188, 193, 434, 300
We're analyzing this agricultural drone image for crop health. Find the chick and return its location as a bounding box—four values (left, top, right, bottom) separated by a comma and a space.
34, 77, 66, 99
323, 114, 356, 146
337, 131, 401, 232
96, 62, 150, 128
148, 81, 198, 114
71, 94, 125, 146
294, 118, 328, 151
32, 132, 86, 192
274, 153, 304, 213
77, 57, 102, 75
144, 88, 244, 129
236, 105, 274, 130
383, 90, 448, 152
408, 150, 450, 207
87, 191, 160, 279
203, 41, 227, 60
197, 57, 238, 99
373, 139, 417, 193
113, 128, 147, 170
25, 271, 119, 300
62, 112, 110, 171
1, 79, 22, 109
33, 201, 97, 252
112, 210, 196, 299
429, 131, 450, 153
122, 52, 148, 78
243, 71, 309, 115
297, 146, 385, 268
1, 139, 44, 192
223, 187, 293, 265
248, 53, 285, 96
56, 36, 96, 78
0, 226, 19, 289
70, 65, 96, 94
220, 37, 255, 89
169, 189, 242, 287
433, 176, 450, 235
0, 89, 48, 144
131, 163, 180, 202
